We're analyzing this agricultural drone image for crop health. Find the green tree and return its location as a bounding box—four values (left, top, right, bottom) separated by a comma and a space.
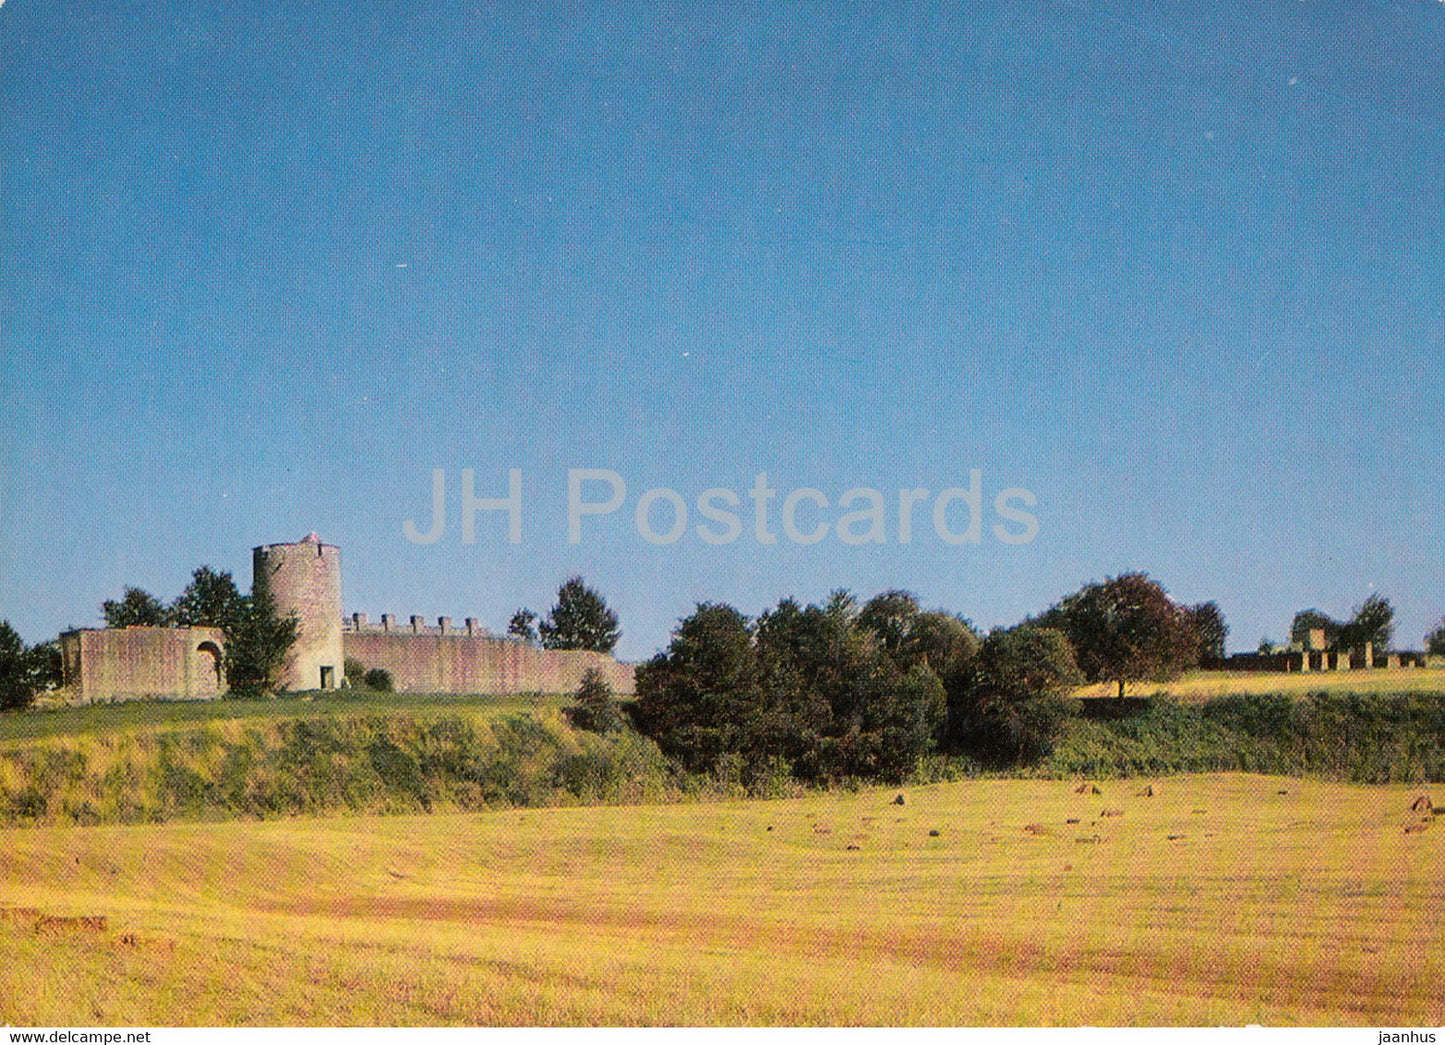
755, 591, 878, 780
1426, 618, 1445, 656
0, 622, 35, 710
507, 608, 538, 643
573, 667, 623, 733
902, 610, 981, 680
539, 577, 620, 653
634, 603, 762, 775
223, 589, 299, 696
856, 590, 922, 657
170, 566, 246, 630
1337, 594, 1394, 652
950, 624, 1082, 762
1037, 572, 1196, 698
856, 590, 981, 679
27, 640, 62, 694
636, 590, 952, 784
0, 624, 61, 711
101, 586, 171, 627
1184, 601, 1229, 661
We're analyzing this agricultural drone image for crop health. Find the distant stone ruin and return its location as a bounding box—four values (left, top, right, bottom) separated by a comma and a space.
1208, 628, 1429, 674
57, 533, 633, 703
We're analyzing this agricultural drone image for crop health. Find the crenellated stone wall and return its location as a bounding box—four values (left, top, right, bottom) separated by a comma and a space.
342, 621, 633, 695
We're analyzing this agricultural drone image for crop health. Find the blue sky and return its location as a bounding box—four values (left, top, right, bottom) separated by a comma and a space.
2, 1, 1441, 660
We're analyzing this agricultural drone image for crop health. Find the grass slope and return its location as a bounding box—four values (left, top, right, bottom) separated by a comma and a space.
2, 691, 570, 746
5, 689, 1445, 827
1042, 692, 1445, 783
0, 775, 1440, 1025
0, 710, 678, 827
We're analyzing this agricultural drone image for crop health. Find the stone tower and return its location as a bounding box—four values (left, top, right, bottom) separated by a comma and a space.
252, 532, 344, 691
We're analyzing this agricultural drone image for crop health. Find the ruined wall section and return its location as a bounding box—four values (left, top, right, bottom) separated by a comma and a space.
343, 618, 634, 695
253, 535, 344, 691
58, 626, 226, 703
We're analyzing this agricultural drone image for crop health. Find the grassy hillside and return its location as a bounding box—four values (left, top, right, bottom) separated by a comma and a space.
0, 774, 1439, 1025
0, 710, 682, 827
4, 688, 1445, 826
3, 691, 570, 745
1041, 692, 1445, 783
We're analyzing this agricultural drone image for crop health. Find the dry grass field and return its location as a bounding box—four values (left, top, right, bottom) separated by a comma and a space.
1, 773, 1441, 1026
1073, 666, 1445, 701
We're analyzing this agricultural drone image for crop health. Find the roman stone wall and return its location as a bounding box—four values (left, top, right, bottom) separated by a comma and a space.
58, 626, 226, 703
342, 625, 634, 695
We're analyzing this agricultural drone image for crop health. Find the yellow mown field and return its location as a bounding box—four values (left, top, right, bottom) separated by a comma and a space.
1073, 667, 1445, 701
0, 774, 1441, 1026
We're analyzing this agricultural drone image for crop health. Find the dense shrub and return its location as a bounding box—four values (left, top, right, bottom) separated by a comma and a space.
363, 668, 394, 692
0, 622, 61, 712
572, 667, 624, 733
947, 625, 1081, 763
636, 592, 950, 784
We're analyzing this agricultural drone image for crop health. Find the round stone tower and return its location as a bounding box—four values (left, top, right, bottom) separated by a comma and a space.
252, 532, 344, 692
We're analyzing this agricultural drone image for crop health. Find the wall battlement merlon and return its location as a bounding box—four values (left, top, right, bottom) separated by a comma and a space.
343, 613, 492, 638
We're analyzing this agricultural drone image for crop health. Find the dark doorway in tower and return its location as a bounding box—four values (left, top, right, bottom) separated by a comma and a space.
320, 665, 335, 690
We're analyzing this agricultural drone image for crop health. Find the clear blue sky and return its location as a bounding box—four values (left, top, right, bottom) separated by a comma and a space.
2, 1, 1441, 660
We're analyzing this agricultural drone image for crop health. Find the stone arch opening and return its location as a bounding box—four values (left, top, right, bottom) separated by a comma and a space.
195, 641, 223, 696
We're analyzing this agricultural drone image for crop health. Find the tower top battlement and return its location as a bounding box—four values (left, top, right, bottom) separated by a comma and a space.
255, 532, 339, 554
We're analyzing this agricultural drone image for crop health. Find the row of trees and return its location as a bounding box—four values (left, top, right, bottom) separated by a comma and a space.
631, 573, 1227, 783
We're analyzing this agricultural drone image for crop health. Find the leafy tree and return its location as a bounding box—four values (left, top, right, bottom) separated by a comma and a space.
857, 590, 923, 657
856, 590, 980, 679
755, 591, 869, 779
507, 608, 539, 643
1337, 594, 1394, 652
27, 641, 62, 693
171, 566, 246, 630
950, 625, 1082, 762
223, 589, 299, 696
0, 624, 61, 711
573, 667, 623, 733
1290, 609, 1340, 649
1426, 619, 1445, 656
1184, 601, 1229, 661
902, 610, 981, 680
363, 668, 394, 692
101, 586, 171, 627
1037, 573, 1196, 698
634, 603, 763, 775
539, 577, 620, 653
0, 622, 35, 711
